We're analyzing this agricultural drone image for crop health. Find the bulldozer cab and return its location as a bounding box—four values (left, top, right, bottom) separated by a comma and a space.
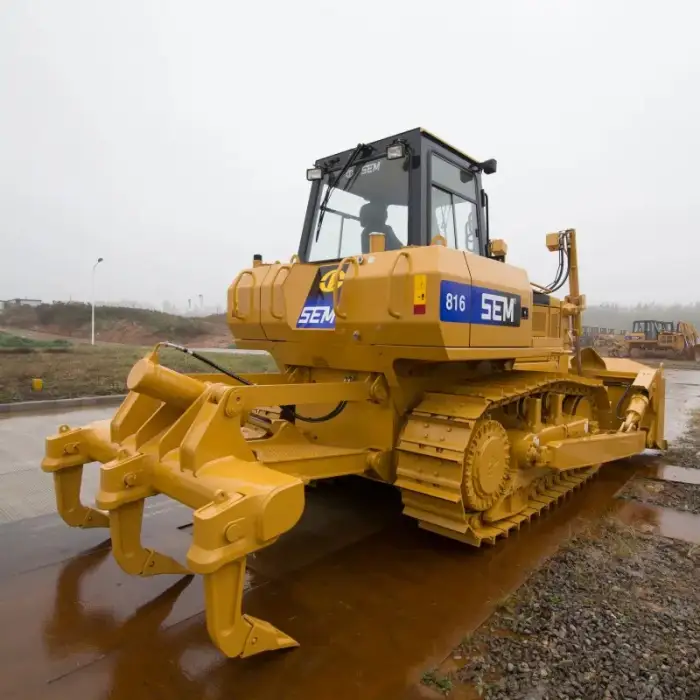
299, 128, 496, 263
631, 319, 674, 341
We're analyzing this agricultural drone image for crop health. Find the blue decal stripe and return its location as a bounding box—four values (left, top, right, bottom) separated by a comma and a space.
440, 280, 521, 327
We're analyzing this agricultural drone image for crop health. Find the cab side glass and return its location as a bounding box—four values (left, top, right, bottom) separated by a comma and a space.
431, 185, 457, 247
430, 154, 479, 253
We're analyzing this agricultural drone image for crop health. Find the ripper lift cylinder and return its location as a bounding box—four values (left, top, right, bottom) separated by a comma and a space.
127, 357, 206, 410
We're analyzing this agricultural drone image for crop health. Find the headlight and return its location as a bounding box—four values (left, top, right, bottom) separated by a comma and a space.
386, 144, 405, 160
306, 168, 323, 181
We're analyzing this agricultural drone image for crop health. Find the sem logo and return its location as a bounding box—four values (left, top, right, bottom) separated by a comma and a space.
481, 293, 516, 324
319, 269, 345, 293
297, 304, 335, 329
344, 161, 381, 179
473, 287, 521, 327
297, 262, 348, 330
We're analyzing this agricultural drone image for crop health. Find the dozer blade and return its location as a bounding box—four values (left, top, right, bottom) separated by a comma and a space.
576, 348, 667, 451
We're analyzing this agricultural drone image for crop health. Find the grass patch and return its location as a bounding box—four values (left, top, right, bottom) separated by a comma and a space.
0, 345, 276, 402
421, 670, 453, 695
493, 592, 518, 614
0, 331, 72, 350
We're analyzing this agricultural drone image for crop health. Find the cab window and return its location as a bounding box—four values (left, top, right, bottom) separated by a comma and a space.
307, 157, 409, 262
429, 153, 479, 253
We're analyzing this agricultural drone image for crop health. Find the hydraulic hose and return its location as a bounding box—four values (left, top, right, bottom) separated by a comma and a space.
159, 342, 253, 385
159, 342, 347, 423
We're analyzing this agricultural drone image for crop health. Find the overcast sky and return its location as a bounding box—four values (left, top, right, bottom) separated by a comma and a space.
1, 0, 698, 309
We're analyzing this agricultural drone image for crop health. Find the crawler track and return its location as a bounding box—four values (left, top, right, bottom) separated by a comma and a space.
396, 372, 606, 545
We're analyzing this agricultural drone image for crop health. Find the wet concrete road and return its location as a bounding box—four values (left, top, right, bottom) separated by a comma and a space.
0, 406, 113, 523
0, 369, 698, 700
0, 468, 641, 700
663, 367, 700, 441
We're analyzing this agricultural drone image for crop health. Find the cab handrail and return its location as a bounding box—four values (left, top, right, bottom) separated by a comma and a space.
387, 251, 412, 319
332, 257, 360, 320
269, 264, 293, 320
231, 270, 255, 320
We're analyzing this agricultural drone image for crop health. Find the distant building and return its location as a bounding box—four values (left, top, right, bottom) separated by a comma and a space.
0, 298, 42, 310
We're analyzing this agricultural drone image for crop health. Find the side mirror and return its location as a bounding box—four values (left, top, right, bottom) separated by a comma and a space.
481, 158, 498, 175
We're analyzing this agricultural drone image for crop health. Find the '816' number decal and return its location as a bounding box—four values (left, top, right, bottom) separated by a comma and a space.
440, 281, 472, 322
443, 292, 467, 313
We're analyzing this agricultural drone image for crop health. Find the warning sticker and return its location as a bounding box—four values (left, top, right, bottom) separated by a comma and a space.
413, 274, 427, 315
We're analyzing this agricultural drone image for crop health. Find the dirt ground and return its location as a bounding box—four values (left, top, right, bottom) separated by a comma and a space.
0, 344, 275, 402
421, 404, 700, 700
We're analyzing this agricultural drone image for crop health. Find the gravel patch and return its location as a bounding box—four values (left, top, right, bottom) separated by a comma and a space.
620, 478, 700, 514
423, 520, 700, 699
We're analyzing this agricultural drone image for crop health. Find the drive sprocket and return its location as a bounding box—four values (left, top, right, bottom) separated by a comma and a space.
463, 419, 511, 511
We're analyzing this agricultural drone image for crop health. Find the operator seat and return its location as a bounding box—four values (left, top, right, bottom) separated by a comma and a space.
360, 202, 403, 253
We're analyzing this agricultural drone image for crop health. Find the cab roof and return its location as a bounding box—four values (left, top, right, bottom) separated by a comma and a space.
418, 128, 483, 165
314, 128, 484, 170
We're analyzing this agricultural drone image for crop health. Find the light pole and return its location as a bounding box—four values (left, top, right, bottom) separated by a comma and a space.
91, 257, 104, 346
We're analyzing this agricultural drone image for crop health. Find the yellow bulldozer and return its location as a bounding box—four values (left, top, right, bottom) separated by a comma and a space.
41, 128, 666, 659
610, 319, 700, 361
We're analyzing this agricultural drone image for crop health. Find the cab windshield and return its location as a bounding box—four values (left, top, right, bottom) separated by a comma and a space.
307, 156, 409, 261
632, 320, 675, 339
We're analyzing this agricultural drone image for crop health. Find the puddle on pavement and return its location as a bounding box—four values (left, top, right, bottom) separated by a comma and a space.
0, 462, 644, 700
613, 499, 700, 545
643, 463, 700, 485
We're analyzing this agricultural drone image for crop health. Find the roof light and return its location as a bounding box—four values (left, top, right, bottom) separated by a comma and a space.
386, 143, 405, 160
306, 167, 323, 181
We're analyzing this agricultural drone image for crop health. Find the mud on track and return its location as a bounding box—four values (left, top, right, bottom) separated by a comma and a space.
0, 369, 698, 700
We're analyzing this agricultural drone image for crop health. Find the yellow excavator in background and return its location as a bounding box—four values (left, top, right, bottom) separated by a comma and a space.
41, 129, 666, 660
